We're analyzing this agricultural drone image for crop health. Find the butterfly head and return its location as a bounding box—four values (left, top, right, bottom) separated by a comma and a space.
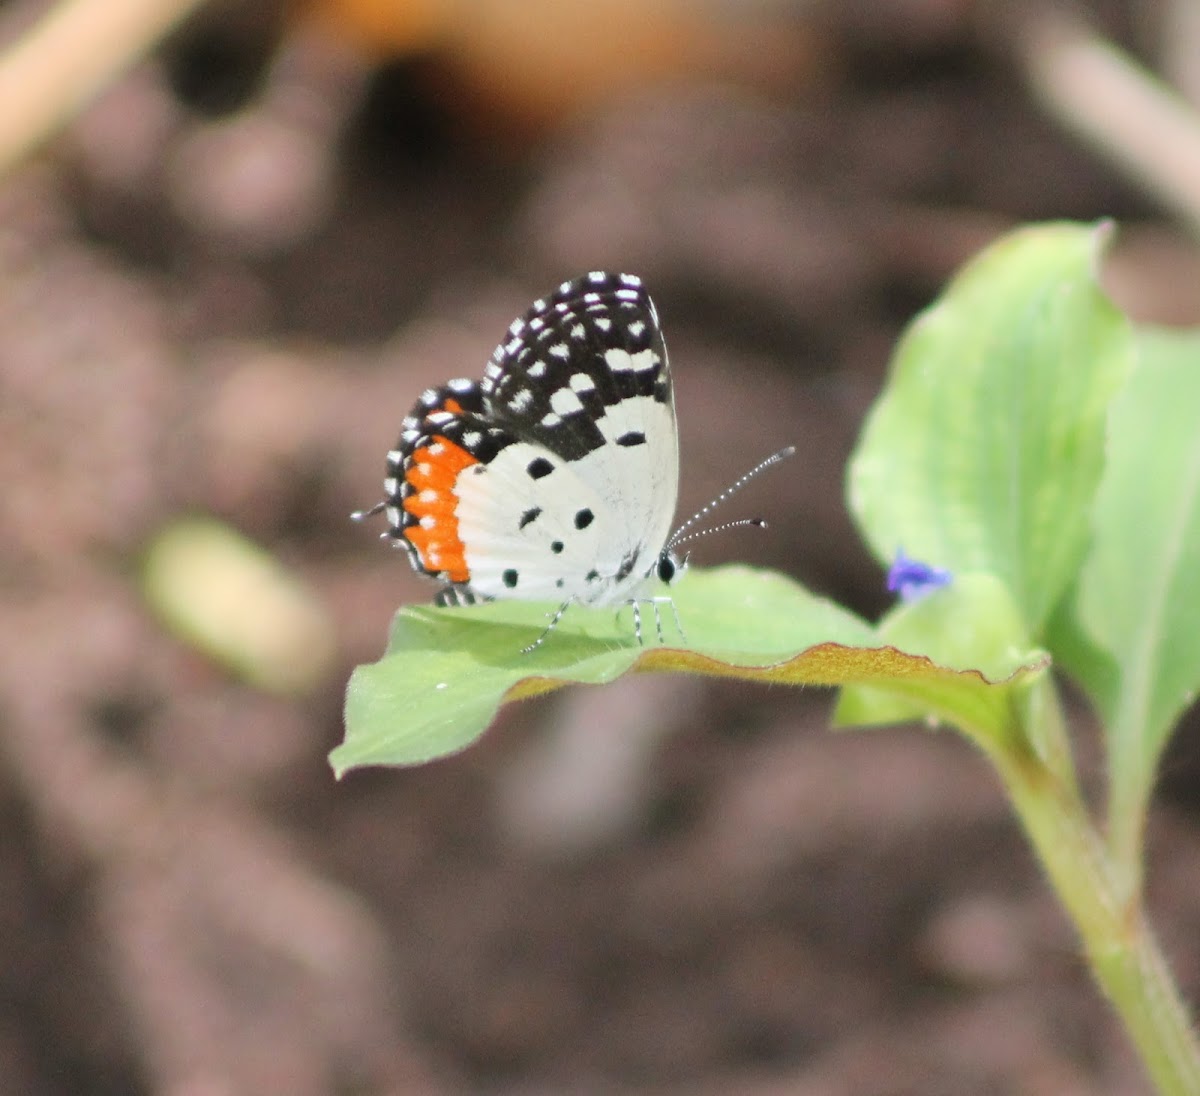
655, 547, 687, 588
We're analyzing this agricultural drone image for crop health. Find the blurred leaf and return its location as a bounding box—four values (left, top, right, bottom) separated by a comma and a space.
1072, 326, 1200, 848
332, 566, 1047, 773
143, 517, 335, 694
847, 221, 1132, 637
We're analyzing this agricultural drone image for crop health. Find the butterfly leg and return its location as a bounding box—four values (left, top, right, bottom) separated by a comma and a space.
651, 598, 665, 644
630, 599, 645, 646
665, 597, 685, 643
522, 598, 574, 654
648, 596, 684, 645
435, 585, 481, 608
623, 598, 684, 646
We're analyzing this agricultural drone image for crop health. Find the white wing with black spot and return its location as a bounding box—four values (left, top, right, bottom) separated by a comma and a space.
381, 272, 680, 607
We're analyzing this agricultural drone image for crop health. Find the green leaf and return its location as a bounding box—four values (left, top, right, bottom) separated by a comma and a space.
332, 566, 1046, 774
836, 573, 1049, 753
847, 221, 1133, 637
1044, 580, 1119, 720
1072, 326, 1200, 861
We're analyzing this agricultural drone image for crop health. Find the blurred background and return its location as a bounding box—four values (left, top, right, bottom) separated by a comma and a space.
2, 0, 1199, 1093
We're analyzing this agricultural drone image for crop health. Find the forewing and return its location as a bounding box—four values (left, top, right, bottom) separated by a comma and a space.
478, 272, 680, 596
481, 272, 673, 460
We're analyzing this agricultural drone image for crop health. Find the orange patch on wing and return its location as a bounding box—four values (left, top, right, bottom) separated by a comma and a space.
403, 436, 478, 582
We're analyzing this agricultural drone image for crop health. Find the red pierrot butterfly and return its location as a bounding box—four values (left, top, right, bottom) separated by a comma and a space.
357, 272, 793, 649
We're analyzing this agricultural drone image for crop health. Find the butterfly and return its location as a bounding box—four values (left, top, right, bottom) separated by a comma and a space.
357, 272, 792, 649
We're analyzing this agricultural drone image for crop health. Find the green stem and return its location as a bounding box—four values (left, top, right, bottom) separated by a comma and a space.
1108, 705, 1152, 907
982, 683, 1200, 1095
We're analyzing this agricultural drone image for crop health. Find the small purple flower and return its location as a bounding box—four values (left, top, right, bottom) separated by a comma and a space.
887, 549, 952, 602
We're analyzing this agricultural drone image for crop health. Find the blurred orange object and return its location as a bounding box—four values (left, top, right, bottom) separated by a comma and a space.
302, 0, 448, 57
303, 0, 819, 135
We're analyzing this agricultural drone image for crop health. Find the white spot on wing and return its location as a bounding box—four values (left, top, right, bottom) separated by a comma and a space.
541, 412, 562, 427
508, 388, 534, 412
550, 387, 584, 415
528, 360, 547, 378
570, 372, 596, 392
549, 343, 569, 359
604, 347, 660, 373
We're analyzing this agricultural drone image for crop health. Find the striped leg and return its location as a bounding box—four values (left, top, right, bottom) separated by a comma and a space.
522, 599, 574, 654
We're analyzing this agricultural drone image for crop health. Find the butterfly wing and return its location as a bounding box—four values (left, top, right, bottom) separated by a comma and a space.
386, 273, 679, 606
477, 273, 679, 605
387, 387, 611, 602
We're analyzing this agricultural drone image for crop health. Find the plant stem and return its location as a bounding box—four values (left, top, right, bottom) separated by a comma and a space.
1020, 11, 1200, 239
983, 683, 1200, 1095
0, 0, 210, 177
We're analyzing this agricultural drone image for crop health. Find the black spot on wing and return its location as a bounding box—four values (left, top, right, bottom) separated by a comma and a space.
519, 507, 541, 529
527, 457, 554, 480
574, 508, 594, 529
616, 431, 646, 447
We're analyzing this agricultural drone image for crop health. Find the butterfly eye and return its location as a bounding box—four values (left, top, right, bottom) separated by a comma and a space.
657, 552, 680, 585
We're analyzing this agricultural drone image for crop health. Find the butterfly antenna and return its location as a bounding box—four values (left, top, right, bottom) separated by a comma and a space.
666, 446, 795, 550
670, 517, 767, 549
